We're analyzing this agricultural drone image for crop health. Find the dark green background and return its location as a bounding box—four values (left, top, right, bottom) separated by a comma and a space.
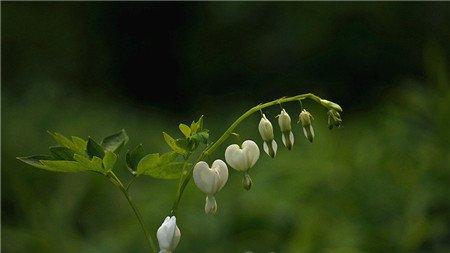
2, 3, 449, 252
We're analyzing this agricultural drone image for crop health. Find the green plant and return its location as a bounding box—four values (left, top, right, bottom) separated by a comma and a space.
18, 93, 343, 253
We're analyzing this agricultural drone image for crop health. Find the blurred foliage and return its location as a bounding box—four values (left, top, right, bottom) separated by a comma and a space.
2, 3, 450, 253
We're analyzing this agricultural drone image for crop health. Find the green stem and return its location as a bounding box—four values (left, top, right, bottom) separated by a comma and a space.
108, 172, 158, 253
171, 93, 323, 213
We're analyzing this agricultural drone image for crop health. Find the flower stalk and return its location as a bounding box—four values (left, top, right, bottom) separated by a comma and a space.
171, 93, 337, 214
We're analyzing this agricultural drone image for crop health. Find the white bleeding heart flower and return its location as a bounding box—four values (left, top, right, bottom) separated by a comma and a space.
258, 114, 277, 157
299, 109, 314, 143
277, 109, 294, 150
157, 216, 181, 253
225, 140, 260, 172
193, 160, 228, 214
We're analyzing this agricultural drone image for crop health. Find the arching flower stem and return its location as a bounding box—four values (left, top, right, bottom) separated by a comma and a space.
171, 93, 328, 215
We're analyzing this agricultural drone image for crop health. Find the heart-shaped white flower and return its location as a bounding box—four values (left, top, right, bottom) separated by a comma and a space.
225, 140, 260, 171
193, 160, 228, 195
193, 160, 228, 214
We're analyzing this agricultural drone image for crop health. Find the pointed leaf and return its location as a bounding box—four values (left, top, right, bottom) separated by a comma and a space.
48, 131, 85, 154
87, 137, 105, 158
162, 132, 188, 155
178, 123, 191, 138
103, 151, 117, 172
17, 155, 55, 170
74, 154, 104, 173
126, 144, 145, 171
102, 129, 129, 153
49, 146, 75, 160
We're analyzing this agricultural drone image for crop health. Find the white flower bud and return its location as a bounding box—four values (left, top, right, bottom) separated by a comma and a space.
299, 109, 314, 143
193, 160, 228, 214
225, 140, 260, 172
320, 99, 342, 112
278, 109, 294, 150
258, 114, 274, 141
157, 216, 181, 253
277, 109, 292, 132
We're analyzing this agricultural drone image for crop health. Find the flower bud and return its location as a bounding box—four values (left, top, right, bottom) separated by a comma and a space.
327, 109, 342, 129
320, 99, 342, 112
157, 216, 181, 253
225, 140, 260, 172
258, 114, 277, 157
242, 172, 252, 190
277, 109, 292, 132
299, 109, 314, 143
193, 160, 228, 214
258, 114, 274, 141
277, 109, 294, 150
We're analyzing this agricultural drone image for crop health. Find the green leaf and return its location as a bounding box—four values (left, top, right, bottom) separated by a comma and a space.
178, 123, 191, 138
40, 160, 86, 173
191, 129, 209, 144
71, 136, 87, 151
103, 151, 117, 172
162, 132, 188, 155
101, 129, 129, 153
87, 137, 105, 158
48, 131, 85, 155
18, 156, 85, 173
74, 154, 104, 173
190, 115, 204, 134
17, 155, 55, 170
136, 151, 185, 179
49, 146, 75, 160
126, 144, 145, 171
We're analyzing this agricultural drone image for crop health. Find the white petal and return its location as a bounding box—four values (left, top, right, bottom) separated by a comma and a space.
242, 140, 260, 168
171, 224, 181, 250
289, 131, 294, 144
205, 195, 218, 214
263, 141, 269, 156
212, 159, 228, 190
272, 140, 277, 155
157, 216, 176, 250
225, 144, 248, 171
193, 161, 220, 195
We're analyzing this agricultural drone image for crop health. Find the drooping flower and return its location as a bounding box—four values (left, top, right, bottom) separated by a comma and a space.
258, 114, 277, 157
157, 216, 181, 253
299, 109, 314, 142
225, 140, 260, 172
327, 109, 342, 129
277, 109, 294, 150
225, 140, 260, 190
193, 160, 228, 214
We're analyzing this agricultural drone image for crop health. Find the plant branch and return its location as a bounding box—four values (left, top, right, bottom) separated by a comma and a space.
108, 172, 157, 253
171, 93, 325, 213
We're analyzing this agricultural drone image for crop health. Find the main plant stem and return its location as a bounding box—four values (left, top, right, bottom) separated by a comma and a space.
171, 93, 322, 214
108, 172, 157, 253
